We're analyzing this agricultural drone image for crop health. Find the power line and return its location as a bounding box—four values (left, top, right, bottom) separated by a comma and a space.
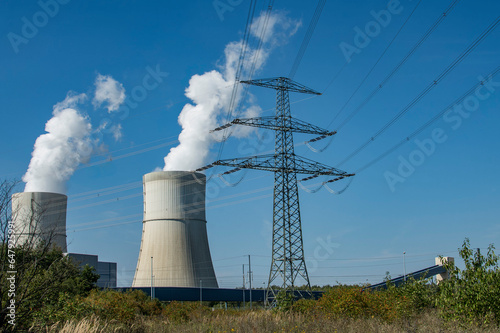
328, 0, 423, 127
288, 0, 327, 79
215, 0, 275, 162
67, 182, 274, 232
333, 0, 462, 132
337, 15, 500, 167
354, 64, 500, 173
80, 139, 179, 169
222, 0, 258, 126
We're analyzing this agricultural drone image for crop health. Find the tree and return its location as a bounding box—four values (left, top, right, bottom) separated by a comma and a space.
0, 179, 99, 331
437, 238, 500, 326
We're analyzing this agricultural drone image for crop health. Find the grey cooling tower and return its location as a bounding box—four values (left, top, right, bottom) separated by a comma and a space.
132, 171, 218, 288
11, 192, 67, 252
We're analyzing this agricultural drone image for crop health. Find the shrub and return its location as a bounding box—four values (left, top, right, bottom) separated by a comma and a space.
161, 301, 205, 323
437, 238, 500, 326
291, 282, 434, 322
31, 289, 163, 329
1, 246, 100, 331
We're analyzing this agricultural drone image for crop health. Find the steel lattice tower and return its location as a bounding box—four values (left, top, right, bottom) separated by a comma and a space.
197, 77, 354, 305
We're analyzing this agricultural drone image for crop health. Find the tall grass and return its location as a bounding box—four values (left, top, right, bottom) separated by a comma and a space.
45, 310, 499, 333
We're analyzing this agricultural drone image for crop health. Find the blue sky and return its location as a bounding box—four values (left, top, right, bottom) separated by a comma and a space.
1, 0, 499, 288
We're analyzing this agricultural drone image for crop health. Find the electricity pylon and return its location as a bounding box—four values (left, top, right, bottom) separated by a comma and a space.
197, 77, 354, 306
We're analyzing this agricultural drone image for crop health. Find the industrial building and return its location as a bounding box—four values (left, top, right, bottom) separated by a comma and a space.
66, 253, 118, 288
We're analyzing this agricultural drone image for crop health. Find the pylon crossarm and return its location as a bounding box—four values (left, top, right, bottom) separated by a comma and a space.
210, 154, 351, 176
195, 163, 215, 172
292, 155, 351, 176
229, 116, 335, 136
212, 154, 276, 171
241, 77, 321, 95
324, 174, 355, 184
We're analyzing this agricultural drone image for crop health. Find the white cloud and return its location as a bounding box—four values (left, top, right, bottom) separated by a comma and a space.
111, 124, 123, 141
93, 74, 126, 112
250, 11, 302, 45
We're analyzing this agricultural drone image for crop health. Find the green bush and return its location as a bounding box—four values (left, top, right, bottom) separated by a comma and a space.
291, 280, 437, 322
437, 238, 500, 326
1, 245, 100, 331
31, 289, 163, 329
162, 301, 208, 322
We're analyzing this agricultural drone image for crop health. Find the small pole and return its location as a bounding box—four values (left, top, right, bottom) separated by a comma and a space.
151, 256, 154, 300
248, 255, 252, 309
403, 251, 406, 282
200, 279, 202, 306
242, 264, 246, 308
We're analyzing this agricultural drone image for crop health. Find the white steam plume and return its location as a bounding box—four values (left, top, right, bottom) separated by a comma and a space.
164, 11, 300, 171
23, 74, 127, 193
23, 93, 93, 194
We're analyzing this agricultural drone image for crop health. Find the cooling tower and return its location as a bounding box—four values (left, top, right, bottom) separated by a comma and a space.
11, 192, 67, 252
132, 171, 218, 288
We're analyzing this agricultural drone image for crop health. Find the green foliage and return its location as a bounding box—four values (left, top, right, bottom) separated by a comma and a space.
437, 238, 500, 326
291, 281, 437, 322
399, 277, 437, 310
31, 289, 164, 329
273, 290, 296, 312
291, 297, 317, 314
162, 301, 208, 322
0, 245, 100, 331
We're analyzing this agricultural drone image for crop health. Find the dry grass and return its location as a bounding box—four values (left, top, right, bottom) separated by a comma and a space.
44, 310, 499, 333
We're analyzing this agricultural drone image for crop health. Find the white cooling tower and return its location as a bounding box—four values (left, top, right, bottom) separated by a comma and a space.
11, 192, 67, 252
132, 171, 218, 288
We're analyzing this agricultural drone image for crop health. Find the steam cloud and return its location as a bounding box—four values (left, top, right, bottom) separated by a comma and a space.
23, 74, 126, 194
163, 12, 300, 171
23, 94, 93, 194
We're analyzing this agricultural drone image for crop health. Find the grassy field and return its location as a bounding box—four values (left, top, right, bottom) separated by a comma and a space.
45, 310, 499, 333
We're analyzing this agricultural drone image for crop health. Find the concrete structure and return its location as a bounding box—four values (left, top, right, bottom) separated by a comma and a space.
435, 256, 454, 283
66, 253, 118, 288
97, 261, 118, 288
132, 171, 218, 288
12, 192, 67, 252
67, 253, 98, 269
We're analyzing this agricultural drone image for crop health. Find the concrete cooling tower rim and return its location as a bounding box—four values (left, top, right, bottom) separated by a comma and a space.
143, 171, 206, 181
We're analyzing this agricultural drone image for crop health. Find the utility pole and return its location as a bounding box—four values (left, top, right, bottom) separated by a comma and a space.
150, 256, 154, 300
242, 264, 246, 308
199, 77, 354, 306
248, 255, 252, 309
403, 251, 406, 282
200, 279, 202, 306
